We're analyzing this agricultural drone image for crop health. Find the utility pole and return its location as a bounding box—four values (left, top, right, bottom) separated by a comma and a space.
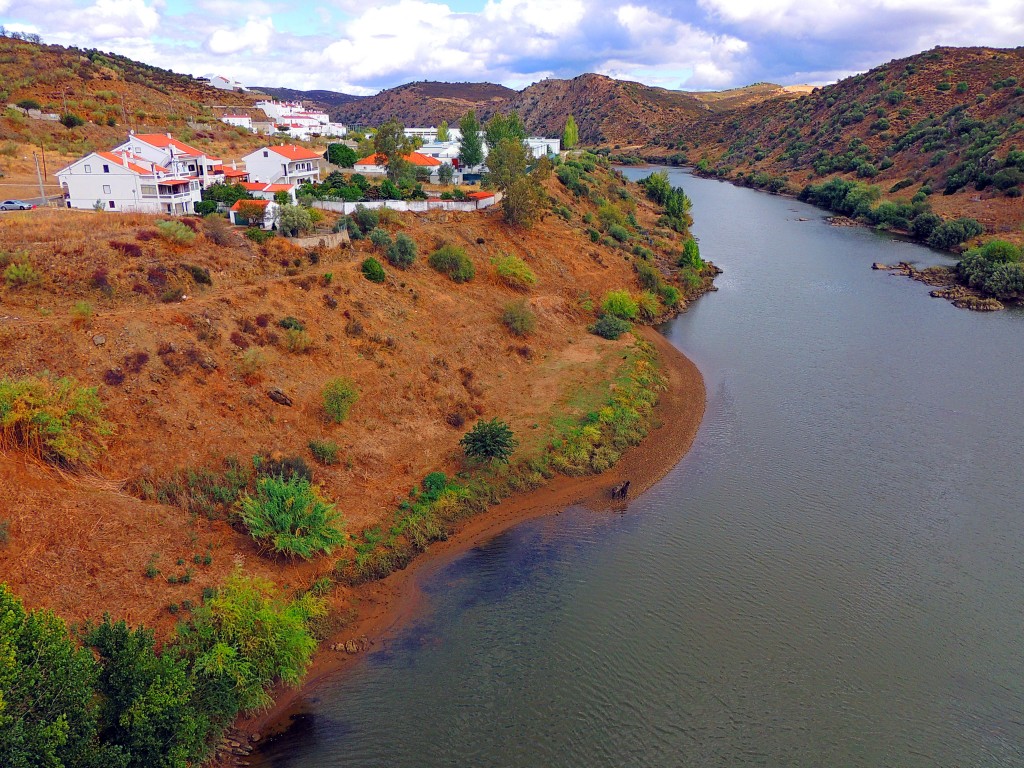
33, 152, 46, 207
38, 141, 47, 180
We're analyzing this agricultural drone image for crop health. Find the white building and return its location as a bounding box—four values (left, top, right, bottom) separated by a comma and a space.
254, 100, 347, 138
229, 198, 278, 228
205, 74, 248, 92
220, 114, 253, 131
56, 150, 201, 214
239, 181, 298, 203
405, 127, 463, 144
112, 133, 226, 189
242, 145, 323, 185
526, 137, 561, 157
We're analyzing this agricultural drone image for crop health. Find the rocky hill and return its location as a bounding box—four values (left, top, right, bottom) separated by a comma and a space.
332, 80, 516, 129
251, 86, 362, 111
665, 46, 1024, 237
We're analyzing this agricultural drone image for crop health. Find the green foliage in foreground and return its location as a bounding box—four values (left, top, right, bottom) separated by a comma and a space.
0, 375, 112, 465
589, 314, 632, 340
237, 475, 346, 559
957, 240, 1024, 300
461, 418, 518, 463
601, 289, 639, 320
386, 233, 417, 269
361, 257, 386, 283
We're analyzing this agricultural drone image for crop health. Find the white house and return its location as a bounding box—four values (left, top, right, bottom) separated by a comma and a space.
255, 100, 347, 138
242, 145, 322, 185
229, 198, 278, 228
56, 150, 201, 214
526, 137, 561, 157
205, 74, 248, 91
353, 151, 442, 182
112, 133, 226, 189
220, 114, 253, 131
240, 181, 298, 203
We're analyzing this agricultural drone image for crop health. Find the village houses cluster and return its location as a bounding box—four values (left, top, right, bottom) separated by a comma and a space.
220, 100, 348, 140
54, 117, 560, 223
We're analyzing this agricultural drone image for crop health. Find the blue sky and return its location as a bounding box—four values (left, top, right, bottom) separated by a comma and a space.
1, 0, 1022, 95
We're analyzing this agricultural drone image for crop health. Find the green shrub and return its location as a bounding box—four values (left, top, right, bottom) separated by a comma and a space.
589, 315, 631, 340
460, 418, 517, 463
352, 205, 379, 233
601, 289, 639, 320
322, 377, 358, 423
636, 290, 661, 321
501, 299, 536, 336
185, 264, 212, 285
956, 81, 969, 93
369, 227, 392, 250
936, 81, 952, 91
193, 200, 218, 216
3, 260, 41, 287
678, 237, 703, 269
237, 475, 345, 559
156, 220, 197, 245
309, 439, 339, 465
927, 217, 984, 249
659, 283, 681, 307
361, 257, 386, 283
175, 570, 325, 712
429, 244, 475, 282
607, 223, 631, 242
386, 233, 417, 269
0, 374, 111, 465
60, 112, 85, 128
492, 253, 536, 291
283, 328, 312, 353
635, 261, 660, 292
277, 316, 304, 331
245, 227, 275, 244
15, 98, 41, 111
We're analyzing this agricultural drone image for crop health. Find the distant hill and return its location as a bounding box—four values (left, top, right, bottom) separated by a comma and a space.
332, 80, 516, 130
663, 46, 1024, 233
250, 86, 363, 111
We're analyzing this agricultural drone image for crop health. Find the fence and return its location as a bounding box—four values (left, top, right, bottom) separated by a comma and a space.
313, 192, 502, 216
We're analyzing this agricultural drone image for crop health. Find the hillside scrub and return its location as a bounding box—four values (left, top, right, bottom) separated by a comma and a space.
0, 374, 111, 465
956, 240, 1024, 300
237, 475, 346, 559
322, 377, 359, 423
429, 243, 475, 282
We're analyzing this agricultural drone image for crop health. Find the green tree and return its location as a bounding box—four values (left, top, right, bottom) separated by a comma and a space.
373, 119, 414, 181
487, 137, 543, 227
86, 618, 207, 768
485, 111, 527, 150
436, 120, 450, 142
274, 204, 314, 237
562, 114, 578, 150
324, 143, 357, 167
460, 418, 518, 463
458, 110, 484, 168
0, 584, 107, 768
438, 163, 454, 185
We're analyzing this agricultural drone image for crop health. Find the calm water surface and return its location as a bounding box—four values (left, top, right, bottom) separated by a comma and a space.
257, 169, 1024, 767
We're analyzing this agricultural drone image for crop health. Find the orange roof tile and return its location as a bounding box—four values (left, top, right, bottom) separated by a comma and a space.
465, 191, 495, 200
230, 199, 270, 211
354, 151, 441, 167
266, 144, 321, 161
263, 184, 295, 192
132, 133, 206, 157
223, 168, 249, 178
96, 150, 153, 176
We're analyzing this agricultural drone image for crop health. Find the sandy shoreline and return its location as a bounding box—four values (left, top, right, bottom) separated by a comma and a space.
234, 324, 706, 755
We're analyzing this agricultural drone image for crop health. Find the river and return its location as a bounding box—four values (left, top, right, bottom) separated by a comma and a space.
254, 168, 1024, 767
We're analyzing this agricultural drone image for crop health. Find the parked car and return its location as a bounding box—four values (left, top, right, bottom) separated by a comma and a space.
0, 200, 35, 211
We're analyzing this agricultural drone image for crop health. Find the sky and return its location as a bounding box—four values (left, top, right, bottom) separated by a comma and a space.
0, 0, 1022, 95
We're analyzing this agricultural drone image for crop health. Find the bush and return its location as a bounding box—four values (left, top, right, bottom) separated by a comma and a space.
659, 283, 681, 307
283, 328, 312, 353
385, 233, 417, 269
193, 200, 218, 216
636, 290, 661, 321
927, 217, 984, 249
238, 475, 345, 559
277, 316, 304, 331
369, 227, 392, 250
589, 315, 631, 340
175, 570, 325, 712
361, 257, 386, 283
309, 439, 339, 465
492, 253, 536, 291
3, 260, 41, 287
607, 223, 631, 242
275, 204, 314, 237
460, 418, 518, 463
322, 377, 358, 423
429, 244, 475, 283
60, 112, 85, 128
185, 264, 212, 285
15, 98, 40, 110
352, 205, 379, 233
202, 214, 233, 246
0, 374, 111, 465
156, 220, 197, 245
601, 289, 639, 320
678, 237, 703, 269
501, 299, 536, 336
245, 227, 275, 244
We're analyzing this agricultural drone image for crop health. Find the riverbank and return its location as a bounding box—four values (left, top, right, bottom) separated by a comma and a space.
229, 324, 706, 758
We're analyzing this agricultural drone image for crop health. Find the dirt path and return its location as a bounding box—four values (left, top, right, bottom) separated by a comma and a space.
234, 324, 706, 747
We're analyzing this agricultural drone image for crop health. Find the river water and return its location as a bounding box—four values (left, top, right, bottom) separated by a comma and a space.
256, 169, 1024, 767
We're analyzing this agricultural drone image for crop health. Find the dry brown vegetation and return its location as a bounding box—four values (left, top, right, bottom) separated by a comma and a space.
0, 164, 711, 639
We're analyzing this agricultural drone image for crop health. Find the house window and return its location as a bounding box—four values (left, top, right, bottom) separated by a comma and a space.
108, 201, 115, 209
263, 151, 269, 157
103, 164, 110, 173
84, 164, 91, 173
102, 184, 111, 194
140, 185, 157, 197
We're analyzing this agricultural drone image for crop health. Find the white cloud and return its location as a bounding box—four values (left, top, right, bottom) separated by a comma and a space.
206, 16, 275, 54
483, 0, 585, 36
0, 0, 12, 13
75, 0, 160, 39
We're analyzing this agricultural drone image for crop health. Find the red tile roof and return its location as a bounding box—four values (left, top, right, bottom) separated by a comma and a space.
96, 150, 152, 176
229, 199, 270, 211
223, 168, 249, 178
132, 133, 206, 158
465, 191, 495, 200
354, 151, 441, 167
263, 183, 295, 192
266, 144, 321, 161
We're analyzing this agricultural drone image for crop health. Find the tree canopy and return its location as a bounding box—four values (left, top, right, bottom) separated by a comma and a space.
373, 119, 415, 181
324, 143, 357, 168
485, 111, 527, 150
436, 120, 450, 142
458, 110, 484, 168
562, 115, 579, 150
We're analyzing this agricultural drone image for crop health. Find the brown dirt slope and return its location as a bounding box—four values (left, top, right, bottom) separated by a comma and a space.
0, 164, 709, 639
332, 81, 516, 130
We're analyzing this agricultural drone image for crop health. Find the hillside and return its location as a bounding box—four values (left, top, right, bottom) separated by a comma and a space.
665, 46, 1024, 238
251, 86, 363, 111
332, 80, 516, 129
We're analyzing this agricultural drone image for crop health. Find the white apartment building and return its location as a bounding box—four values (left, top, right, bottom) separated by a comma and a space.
242, 145, 323, 185
56, 150, 201, 214
112, 133, 226, 189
